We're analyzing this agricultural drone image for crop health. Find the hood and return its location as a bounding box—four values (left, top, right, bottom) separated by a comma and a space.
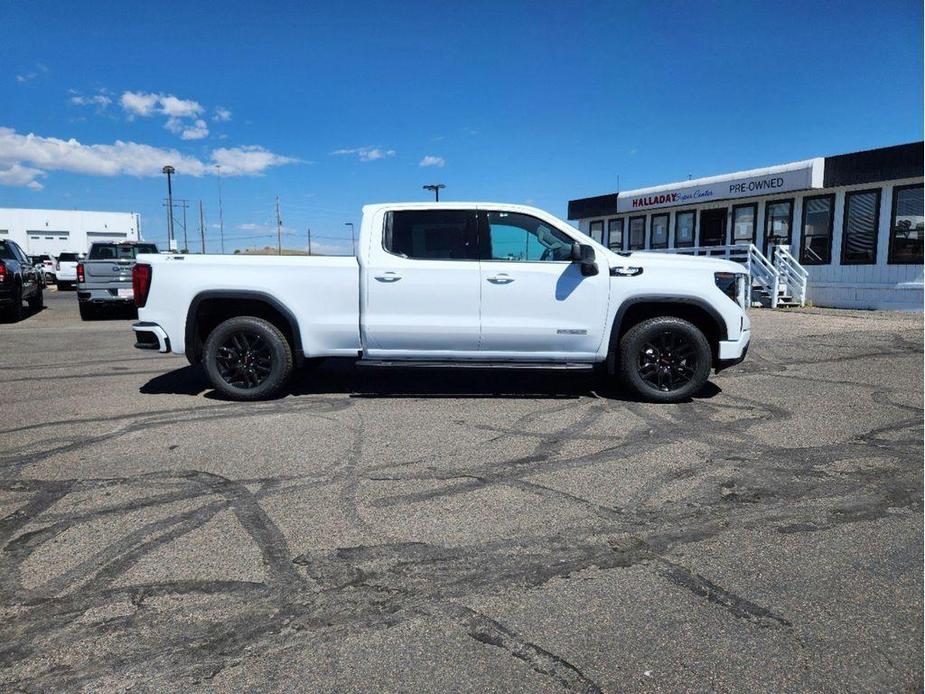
601, 249, 745, 274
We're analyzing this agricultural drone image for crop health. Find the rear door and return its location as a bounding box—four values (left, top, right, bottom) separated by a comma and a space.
363, 208, 482, 356
477, 210, 610, 358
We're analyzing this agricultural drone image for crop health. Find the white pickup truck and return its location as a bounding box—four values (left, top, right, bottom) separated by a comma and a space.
131, 203, 750, 402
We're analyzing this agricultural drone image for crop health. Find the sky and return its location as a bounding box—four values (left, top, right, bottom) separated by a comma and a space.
0, 0, 922, 254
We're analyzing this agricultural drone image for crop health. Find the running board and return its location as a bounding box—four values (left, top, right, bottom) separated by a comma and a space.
358, 360, 595, 371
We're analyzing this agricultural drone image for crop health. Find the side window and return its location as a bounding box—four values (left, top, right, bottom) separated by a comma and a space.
607, 219, 623, 250
385, 210, 478, 260
484, 211, 573, 262
12, 242, 29, 264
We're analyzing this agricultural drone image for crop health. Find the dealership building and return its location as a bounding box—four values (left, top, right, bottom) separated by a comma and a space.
569, 142, 923, 310
0, 208, 142, 258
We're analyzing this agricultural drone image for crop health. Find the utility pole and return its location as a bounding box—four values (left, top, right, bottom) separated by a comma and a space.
275, 195, 283, 255
307, 227, 312, 255
199, 200, 206, 254
423, 183, 445, 201
180, 200, 189, 253
162, 165, 176, 251
215, 165, 225, 254
162, 199, 190, 252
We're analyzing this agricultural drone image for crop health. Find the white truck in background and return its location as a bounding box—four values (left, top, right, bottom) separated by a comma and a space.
131, 202, 750, 402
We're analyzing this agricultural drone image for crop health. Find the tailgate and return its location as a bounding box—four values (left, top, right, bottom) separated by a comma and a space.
82, 259, 134, 285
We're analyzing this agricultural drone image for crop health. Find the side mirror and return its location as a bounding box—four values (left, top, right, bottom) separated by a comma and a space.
570, 243, 599, 276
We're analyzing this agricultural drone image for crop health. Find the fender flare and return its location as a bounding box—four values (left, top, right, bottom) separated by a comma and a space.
605, 294, 729, 374
184, 290, 304, 366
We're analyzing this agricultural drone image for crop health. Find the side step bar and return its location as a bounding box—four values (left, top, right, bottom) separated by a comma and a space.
357, 360, 595, 371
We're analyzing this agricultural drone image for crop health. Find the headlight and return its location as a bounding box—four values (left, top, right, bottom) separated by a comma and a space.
715, 272, 747, 308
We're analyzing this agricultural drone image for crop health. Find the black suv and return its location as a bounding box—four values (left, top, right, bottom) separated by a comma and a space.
0, 240, 44, 322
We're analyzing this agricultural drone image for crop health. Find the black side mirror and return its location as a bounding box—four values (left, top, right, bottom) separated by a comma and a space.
570, 243, 599, 276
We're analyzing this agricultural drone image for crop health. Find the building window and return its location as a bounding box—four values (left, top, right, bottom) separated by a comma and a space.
800, 194, 835, 265
628, 216, 646, 250
764, 199, 793, 255
607, 219, 623, 250
888, 184, 924, 265
732, 203, 757, 244
674, 211, 695, 247
589, 220, 604, 244
649, 213, 668, 249
841, 189, 881, 265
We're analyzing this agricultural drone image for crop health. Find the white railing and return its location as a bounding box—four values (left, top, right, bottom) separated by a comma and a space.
774, 245, 808, 307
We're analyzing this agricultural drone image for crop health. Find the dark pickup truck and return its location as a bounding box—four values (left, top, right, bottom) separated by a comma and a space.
0, 239, 43, 322
77, 241, 158, 320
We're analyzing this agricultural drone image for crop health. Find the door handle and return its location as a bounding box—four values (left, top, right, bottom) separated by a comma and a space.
374, 272, 402, 282
487, 274, 514, 284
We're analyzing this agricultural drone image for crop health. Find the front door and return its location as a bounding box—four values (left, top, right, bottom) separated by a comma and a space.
478, 210, 610, 359
699, 208, 728, 247
363, 208, 482, 357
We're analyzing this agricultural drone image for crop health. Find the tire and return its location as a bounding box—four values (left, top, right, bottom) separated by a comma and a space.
618, 316, 712, 403
202, 316, 294, 400
28, 286, 43, 311
78, 302, 96, 321
3, 284, 23, 322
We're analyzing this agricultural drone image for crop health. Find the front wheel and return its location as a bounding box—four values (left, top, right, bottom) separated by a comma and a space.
28, 286, 43, 311
618, 316, 712, 403
202, 316, 294, 400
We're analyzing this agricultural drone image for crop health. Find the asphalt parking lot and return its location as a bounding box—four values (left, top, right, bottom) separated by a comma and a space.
1, 288, 922, 692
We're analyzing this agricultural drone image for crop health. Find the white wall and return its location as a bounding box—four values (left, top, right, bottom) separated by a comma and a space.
577, 177, 924, 311
0, 208, 141, 258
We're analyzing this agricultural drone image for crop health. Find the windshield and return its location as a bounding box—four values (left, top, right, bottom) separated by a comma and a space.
88, 243, 158, 260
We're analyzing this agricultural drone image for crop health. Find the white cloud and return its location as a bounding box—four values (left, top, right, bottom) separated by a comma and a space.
68, 93, 112, 109
213, 107, 232, 122
419, 155, 445, 168
0, 163, 46, 190
165, 117, 209, 140
15, 64, 48, 84
0, 127, 297, 188
158, 94, 203, 118
330, 146, 396, 162
120, 91, 160, 117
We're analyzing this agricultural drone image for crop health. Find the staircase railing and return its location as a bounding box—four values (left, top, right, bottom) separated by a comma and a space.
774, 245, 808, 307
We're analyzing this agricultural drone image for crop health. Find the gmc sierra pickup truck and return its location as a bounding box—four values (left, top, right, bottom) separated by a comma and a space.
78, 241, 158, 319
131, 203, 750, 402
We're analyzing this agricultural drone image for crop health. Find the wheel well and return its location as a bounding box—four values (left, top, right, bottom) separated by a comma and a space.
608, 300, 725, 372
186, 296, 301, 365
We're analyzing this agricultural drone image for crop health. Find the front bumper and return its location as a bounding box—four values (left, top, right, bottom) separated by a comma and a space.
132, 321, 171, 352
715, 329, 750, 372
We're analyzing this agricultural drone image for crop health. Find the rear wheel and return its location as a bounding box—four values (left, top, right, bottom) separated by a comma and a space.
28, 286, 43, 311
618, 316, 712, 403
203, 316, 294, 400
78, 302, 96, 321
3, 284, 23, 322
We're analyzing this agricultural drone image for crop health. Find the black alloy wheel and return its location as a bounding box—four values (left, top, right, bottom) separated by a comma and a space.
618, 316, 712, 403
215, 330, 274, 389
203, 316, 294, 400
637, 330, 698, 392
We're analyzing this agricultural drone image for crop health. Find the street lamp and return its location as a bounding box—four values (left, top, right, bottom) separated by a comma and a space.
162, 165, 176, 251
423, 184, 445, 202
345, 222, 355, 255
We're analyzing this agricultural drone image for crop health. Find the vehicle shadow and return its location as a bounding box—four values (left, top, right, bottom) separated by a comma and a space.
0, 304, 46, 324
140, 359, 723, 402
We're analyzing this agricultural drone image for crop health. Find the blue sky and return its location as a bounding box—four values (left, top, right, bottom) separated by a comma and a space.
1, 0, 921, 253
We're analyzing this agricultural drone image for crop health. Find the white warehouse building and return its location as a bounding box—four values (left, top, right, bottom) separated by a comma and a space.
569, 142, 923, 310
0, 208, 142, 259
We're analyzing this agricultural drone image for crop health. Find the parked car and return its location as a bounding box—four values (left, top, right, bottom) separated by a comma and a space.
55, 252, 81, 290
77, 241, 158, 320
32, 254, 55, 283
131, 203, 751, 402
29, 256, 48, 288
1, 240, 44, 321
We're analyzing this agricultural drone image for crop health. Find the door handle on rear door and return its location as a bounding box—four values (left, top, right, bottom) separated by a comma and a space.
487, 274, 514, 284
374, 272, 402, 282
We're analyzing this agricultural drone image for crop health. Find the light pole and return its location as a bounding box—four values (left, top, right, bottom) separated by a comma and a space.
423, 183, 445, 202
345, 222, 355, 255
214, 165, 225, 254
162, 165, 176, 251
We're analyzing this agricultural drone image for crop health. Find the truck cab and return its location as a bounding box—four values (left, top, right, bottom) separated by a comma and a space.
131, 202, 750, 402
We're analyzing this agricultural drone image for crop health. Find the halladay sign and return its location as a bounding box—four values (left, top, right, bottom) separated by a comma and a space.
615, 160, 823, 213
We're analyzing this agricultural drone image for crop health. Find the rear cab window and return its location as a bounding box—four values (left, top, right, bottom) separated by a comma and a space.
88, 243, 158, 260
384, 210, 479, 260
